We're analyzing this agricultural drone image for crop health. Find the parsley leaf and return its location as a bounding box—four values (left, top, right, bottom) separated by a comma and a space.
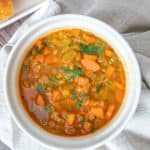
36, 83, 45, 93
60, 67, 84, 78
96, 84, 102, 93
97, 45, 105, 56
71, 91, 78, 100
44, 105, 52, 113
80, 43, 105, 56
34, 47, 42, 54
66, 76, 74, 83
106, 80, 112, 86
80, 93, 89, 99
43, 41, 50, 47
71, 91, 89, 101
48, 76, 58, 89
76, 100, 83, 109
80, 44, 97, 54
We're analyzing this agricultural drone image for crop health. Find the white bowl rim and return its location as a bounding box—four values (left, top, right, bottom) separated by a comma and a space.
4, 14, 141, 150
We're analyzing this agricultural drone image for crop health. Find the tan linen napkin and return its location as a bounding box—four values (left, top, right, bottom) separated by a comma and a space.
0, 0, 61, 150
56, 0, 150, 150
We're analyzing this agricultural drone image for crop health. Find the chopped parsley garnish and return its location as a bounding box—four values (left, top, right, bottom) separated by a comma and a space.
71, 91, 78, 100
106, 80, 112, 86
34, 47, 42, 54
48, 76, 58, 89
96, 84, 102, 93
66, 76, 74, 83
71, 91, 89, 109
80, 44, 97, 54
71, 91, 89, 101
96, 45, 105, 56
43, 41, 50, 47
80, 93, 89, 99
60, 67, 84, 78
44, 105, 52, 113
80, 43, 105, 56
76, 100, 83, 109
36, 83, 45, 93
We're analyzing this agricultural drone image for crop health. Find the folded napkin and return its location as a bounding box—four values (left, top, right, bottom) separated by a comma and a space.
1, 0, 150, 150
0, 0, 61, 150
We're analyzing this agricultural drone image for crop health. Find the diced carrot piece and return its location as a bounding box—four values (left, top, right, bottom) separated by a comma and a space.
43, 47, 51, 55
36, 40, 43, 49
52, 90, 61, 101
72, 29, 81, 37
45, 54, 52, 64
120, 73, 125, 83
76, 77, 90, 87
76, 52, 81, 61
115, 90, 124, 102
106, 104, 115, 118
35, 54, 44, 63
83, 122, 91, 131
23, 80, 30, 88
88, 114, 95, 121
36, 94, 45, 106
66, 114, 75, 125
82, 34, 96, 44
105, 49, 113, 57
62, 89, 70, 97
81, 59, 100, 72
83, 54, 97, 60
105, 66, 114, 78
115, 81, 124, 90
90, 107, 104, 119
45, 54, 56, 65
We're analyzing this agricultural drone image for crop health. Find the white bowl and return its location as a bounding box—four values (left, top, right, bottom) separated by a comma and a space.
4, 14, 141, 149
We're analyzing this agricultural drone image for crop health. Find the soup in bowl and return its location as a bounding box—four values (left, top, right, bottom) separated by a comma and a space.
19, 29, 126, 136
4, 15, 141, 149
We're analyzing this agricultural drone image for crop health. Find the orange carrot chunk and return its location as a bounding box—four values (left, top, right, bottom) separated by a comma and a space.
105, 49, 113, 57
105, 66, 114, 78
35, 40, 43, 49
52, 90, 61, 101
45, 54, 56, 65
82, 34, 96, 44
81, 59, 100, 72
43, 47, 51, 55
115, 90, 124, 102
106, 104, 115, 118
115, 81, 124, 90
76, 77, 90, 87
72, 29, 81, 37
83, 54, 98, 60
66, 114, 75, 125
90, 107, 104, 119
36, 94, 45, 106
35, 54, 44, 63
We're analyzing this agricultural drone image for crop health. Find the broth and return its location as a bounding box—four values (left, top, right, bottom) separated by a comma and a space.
19, 29, 126, 136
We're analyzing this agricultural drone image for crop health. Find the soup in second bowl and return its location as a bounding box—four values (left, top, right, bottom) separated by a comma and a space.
19, 29, 126, 136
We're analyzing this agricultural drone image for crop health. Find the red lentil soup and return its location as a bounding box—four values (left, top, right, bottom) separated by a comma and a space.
19, 29, 126, 136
